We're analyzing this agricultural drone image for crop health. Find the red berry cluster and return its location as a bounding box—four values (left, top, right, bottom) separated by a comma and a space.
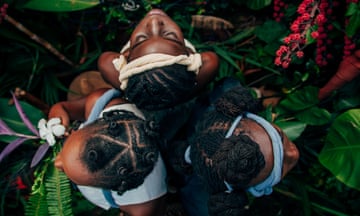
273, 0, 288, 22
0, 3, 8, 24
343, 0, 358, 58
314, 0, 330, 67
275, 0, 326, 68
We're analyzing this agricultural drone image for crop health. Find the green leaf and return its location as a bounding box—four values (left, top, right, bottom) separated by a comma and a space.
0, 98, 44, 143
23, 0, 99, 12
275, 120, 307, 141
345, 2, 359, 16
346, 11, 360, 37
246, 0, 272, 10
25, 192, 49, 216
45, 165, 73, 216
295, 107, 331, 126
255, 20, 287, 43
277, 86, 319, 113
222, 27, 255, 45
319, 109, 360, 191
213, 46, 240, 71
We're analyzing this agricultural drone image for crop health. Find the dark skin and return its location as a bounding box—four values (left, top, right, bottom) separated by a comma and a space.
231, 119, 299, 187
51, 9, 219, 216
50, 88, 166, 216
98, 9, 219, 94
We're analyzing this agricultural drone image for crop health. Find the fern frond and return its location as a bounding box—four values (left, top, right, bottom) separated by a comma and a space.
25, 191, 49, 216
45, 165, 73, 216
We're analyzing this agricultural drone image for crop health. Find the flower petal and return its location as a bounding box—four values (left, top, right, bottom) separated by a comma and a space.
52, 124, 65, 137
47, 117, 61, 127
45, 134, 56, 146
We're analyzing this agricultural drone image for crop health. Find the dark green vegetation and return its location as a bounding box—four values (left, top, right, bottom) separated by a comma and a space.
0, 0, 359, 215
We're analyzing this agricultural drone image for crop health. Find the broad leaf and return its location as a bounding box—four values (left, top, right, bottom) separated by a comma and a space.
255, 20, 287, 43
277, 86, 319, 112
275, 120, 307, 141
276, 86, 320, 118
295, 106, 331, 126
23, 0, 99, 12
319, 109, 360, 190
0, 98, 44, 143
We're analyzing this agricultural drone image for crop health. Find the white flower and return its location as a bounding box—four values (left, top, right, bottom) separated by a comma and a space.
37, 118, 65, 146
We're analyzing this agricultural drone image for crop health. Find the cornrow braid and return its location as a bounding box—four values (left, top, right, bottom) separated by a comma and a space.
189, 85, 265, 213
80, 110, 160, 195
125, 64, 197, 110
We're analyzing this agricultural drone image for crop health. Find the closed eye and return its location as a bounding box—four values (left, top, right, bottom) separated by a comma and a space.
133, 35, 148, 48
162, 32, 184, 47
163, 31, 177, 39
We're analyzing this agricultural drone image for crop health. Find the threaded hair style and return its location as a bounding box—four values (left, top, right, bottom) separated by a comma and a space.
79, 110, 161, 195
125, 64, 197, 110
189, 85, 265, 213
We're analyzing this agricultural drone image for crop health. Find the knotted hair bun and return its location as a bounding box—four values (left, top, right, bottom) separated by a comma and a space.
215, 86, 261, 117
117, 166, 128, 176
143, 151, 157, 164
213, 135, 265, 187
116, 180, 128, 195
144, 120, 160, 138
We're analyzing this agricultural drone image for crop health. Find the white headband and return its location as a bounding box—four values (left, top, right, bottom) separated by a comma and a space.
112, 39, 202, 90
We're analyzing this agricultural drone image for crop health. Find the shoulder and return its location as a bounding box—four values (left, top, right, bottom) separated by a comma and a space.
201, 51, 219, 67
85, 88, 119, 117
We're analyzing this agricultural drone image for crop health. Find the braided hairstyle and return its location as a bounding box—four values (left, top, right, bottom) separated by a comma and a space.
79, 110, 161, 195
125, 64, 197, 110
189, 85, 265, 216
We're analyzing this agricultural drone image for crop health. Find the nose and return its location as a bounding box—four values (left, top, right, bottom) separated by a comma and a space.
148, 17, 164, 36
54, 155, 64, 171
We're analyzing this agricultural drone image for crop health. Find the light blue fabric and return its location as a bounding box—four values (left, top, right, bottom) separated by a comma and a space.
83, 88, 122, 126
223, 112, 284, 197
80, 88, 122, 208
76, 89, 167, 209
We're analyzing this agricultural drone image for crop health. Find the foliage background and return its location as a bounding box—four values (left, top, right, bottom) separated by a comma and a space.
0, 0, 359, 215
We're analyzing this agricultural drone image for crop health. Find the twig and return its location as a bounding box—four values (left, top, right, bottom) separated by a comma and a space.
4, 14, 75, 67
10, 87, 50, 115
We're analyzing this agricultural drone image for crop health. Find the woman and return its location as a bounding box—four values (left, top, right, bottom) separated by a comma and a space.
50, 88, 167, 216
98, 8, 219, 110
168, 78, 300, 216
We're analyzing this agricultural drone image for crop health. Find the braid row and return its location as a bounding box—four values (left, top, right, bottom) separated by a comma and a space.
80, 110, 160, 195
125, 64, 197, 110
